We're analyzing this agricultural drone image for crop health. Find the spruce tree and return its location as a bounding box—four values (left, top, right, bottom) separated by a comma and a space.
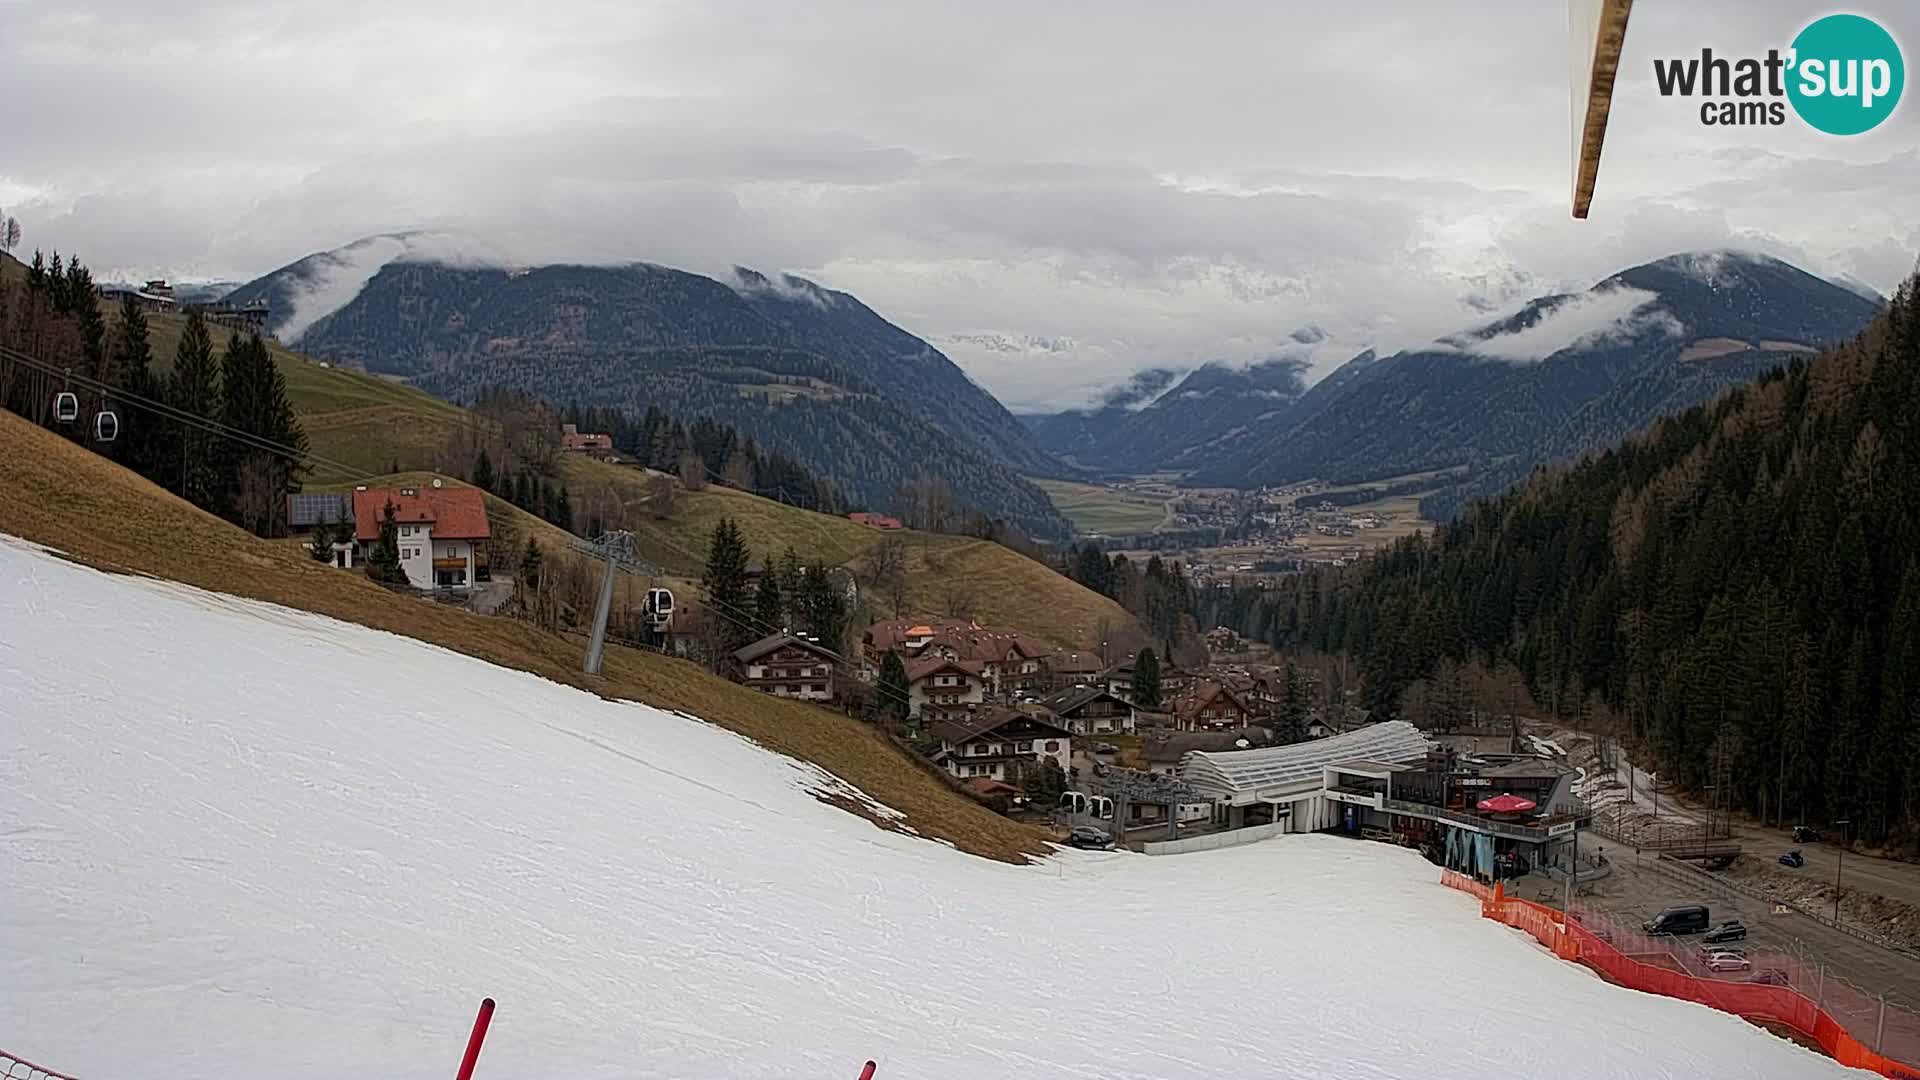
364, 502, 409, 586
110, 293, 165, 478
754, 550, 786, 633
702, 517, 753, 652
1279, 662, 1307, 744
309, 515, 338, 561
473, 449, 495, 493
877, 649, 911, 729
799, 560, 848, 653
1133, 647, 1162, 707
167, 309, 220, 509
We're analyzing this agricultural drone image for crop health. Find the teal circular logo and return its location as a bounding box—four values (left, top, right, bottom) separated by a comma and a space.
1787, 14, 1904, 135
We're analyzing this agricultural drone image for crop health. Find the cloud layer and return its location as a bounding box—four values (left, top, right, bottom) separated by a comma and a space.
3, 1, 1915, 409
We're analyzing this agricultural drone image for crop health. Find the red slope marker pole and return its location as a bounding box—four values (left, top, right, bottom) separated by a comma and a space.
455, 997, 496, 1080
858, 1061, 877, 1080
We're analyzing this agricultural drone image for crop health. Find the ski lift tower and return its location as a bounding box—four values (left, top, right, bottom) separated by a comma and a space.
572, 530, 667, 676
1099, 768, 1206, 844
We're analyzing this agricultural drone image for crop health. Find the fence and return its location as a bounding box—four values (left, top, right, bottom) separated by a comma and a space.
1440, 871, 1920, 1079
1141, 820, 1288, 855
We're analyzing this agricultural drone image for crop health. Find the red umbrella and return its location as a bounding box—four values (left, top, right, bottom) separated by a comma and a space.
1477, 793, 1537, 813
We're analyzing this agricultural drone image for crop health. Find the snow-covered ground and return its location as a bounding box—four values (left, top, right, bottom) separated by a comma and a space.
0, 538, 1859, 1079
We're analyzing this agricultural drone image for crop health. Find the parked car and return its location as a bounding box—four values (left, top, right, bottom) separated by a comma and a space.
1751, 969, 1792, 986
1780, 849, 1806, 868
1066, 826, 1115, 850
1095, 743, 1119, 756
1699, 946, 1746, 961
1792, 825, 1823, 843
1706, 953, 1753, 973
1703, 920, 1747, 944
1645, 904, 1711, 935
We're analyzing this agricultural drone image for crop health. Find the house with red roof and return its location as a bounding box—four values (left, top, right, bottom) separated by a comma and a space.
847, 512, 903, 530
352, 483, 491, 591
560, 423, 614, 455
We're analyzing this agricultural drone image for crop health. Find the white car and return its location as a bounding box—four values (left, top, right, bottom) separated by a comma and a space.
1705, 953, 1752, 973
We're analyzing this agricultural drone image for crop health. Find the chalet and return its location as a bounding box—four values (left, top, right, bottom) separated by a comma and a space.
560, 423, 614, 454
864, 618, 1046, 697
933, 707, 1073, 783
733, 633, 839, 702
286, 493, 356, 569
1044, 650, 1105, 691
1172, 680, 1253, 732
1040, 686, 1136, 736
847, 512, 903, 530
1143, 728, 1273, 776
352, 484, 489, 591
907, 657, 987, 722
1101, 662, 1135, 702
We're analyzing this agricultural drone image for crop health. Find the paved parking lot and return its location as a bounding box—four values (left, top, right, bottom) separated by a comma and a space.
1564, 843, 1920, 1063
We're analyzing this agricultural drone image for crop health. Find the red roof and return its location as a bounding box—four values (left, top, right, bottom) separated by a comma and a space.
562, 432, 613, 451
848, 512, 903, 529
352, 485, 491, 543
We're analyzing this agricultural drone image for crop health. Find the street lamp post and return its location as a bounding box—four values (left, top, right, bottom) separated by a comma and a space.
1832, 819, 1852, 925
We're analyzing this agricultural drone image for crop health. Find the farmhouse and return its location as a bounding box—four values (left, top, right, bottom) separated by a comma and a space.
351, 485, 489, 591
733, 633, 839, 702
932, 707, 1073, 783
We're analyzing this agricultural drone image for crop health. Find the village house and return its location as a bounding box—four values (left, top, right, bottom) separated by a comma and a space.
1171, 680, 1253, 732
559, 423, 614, 454
1040, 686, 1136, 736
846, 512, 903, 530
285, 493, 357, 569
907, 657, 988, 722
733, 632, 839, 702
1043, 650, 1105, 692
864, 618, 1048, 698
351, 484, 489, 591
933, 706, 1073, 783
1142, 728, 1275, 776
1101, 661, 1135, 702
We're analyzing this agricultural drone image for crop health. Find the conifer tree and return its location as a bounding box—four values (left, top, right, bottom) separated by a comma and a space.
799, 560, 848, 652
167, 309, 220, 509
1133, 647, 1162, 707
877, 649, 911, 729
473, 449, 495, 494
754, 550, 786, 633
702, 517, 753, 652
364, 502, 409, 586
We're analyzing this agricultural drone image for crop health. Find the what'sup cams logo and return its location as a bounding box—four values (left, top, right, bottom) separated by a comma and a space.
1653, 13, 1904, 133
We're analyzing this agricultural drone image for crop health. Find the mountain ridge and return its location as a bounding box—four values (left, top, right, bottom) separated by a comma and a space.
225, 240, 1070, 538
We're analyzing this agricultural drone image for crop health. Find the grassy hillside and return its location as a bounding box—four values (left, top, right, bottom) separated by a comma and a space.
121, 306, 468, 486
90, 299, 1138, 650
557, 455, 1140, 648
0, 408, 1045, 863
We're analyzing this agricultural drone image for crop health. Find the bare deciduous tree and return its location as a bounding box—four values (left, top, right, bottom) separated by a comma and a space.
942, 584, 977, 620
864, 536, 909, 616
650, 474, 677, 519
1, 217, 20, 255
678, 451, 707, 491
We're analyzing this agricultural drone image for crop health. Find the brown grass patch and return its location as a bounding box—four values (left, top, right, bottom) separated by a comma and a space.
0, 410, 1047, 863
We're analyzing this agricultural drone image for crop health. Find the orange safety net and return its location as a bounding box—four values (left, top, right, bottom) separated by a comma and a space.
1439, 871, 1920, 1079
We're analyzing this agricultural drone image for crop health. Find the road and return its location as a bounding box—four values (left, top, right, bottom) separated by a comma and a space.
1723, 816, 1920, 913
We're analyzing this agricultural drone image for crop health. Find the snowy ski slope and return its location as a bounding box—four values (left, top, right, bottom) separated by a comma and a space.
0, 537, 1860, 1079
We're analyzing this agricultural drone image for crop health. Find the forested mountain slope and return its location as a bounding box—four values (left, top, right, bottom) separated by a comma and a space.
1271, 268, 1920, 843
1188, 254, 1881, 517
224, 246, 1068, 538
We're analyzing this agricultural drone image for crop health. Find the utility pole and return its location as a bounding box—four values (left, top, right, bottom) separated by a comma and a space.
1833, 819, 1852, 925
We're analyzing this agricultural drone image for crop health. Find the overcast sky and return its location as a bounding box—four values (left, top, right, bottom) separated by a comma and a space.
3, 0, 1915, 410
